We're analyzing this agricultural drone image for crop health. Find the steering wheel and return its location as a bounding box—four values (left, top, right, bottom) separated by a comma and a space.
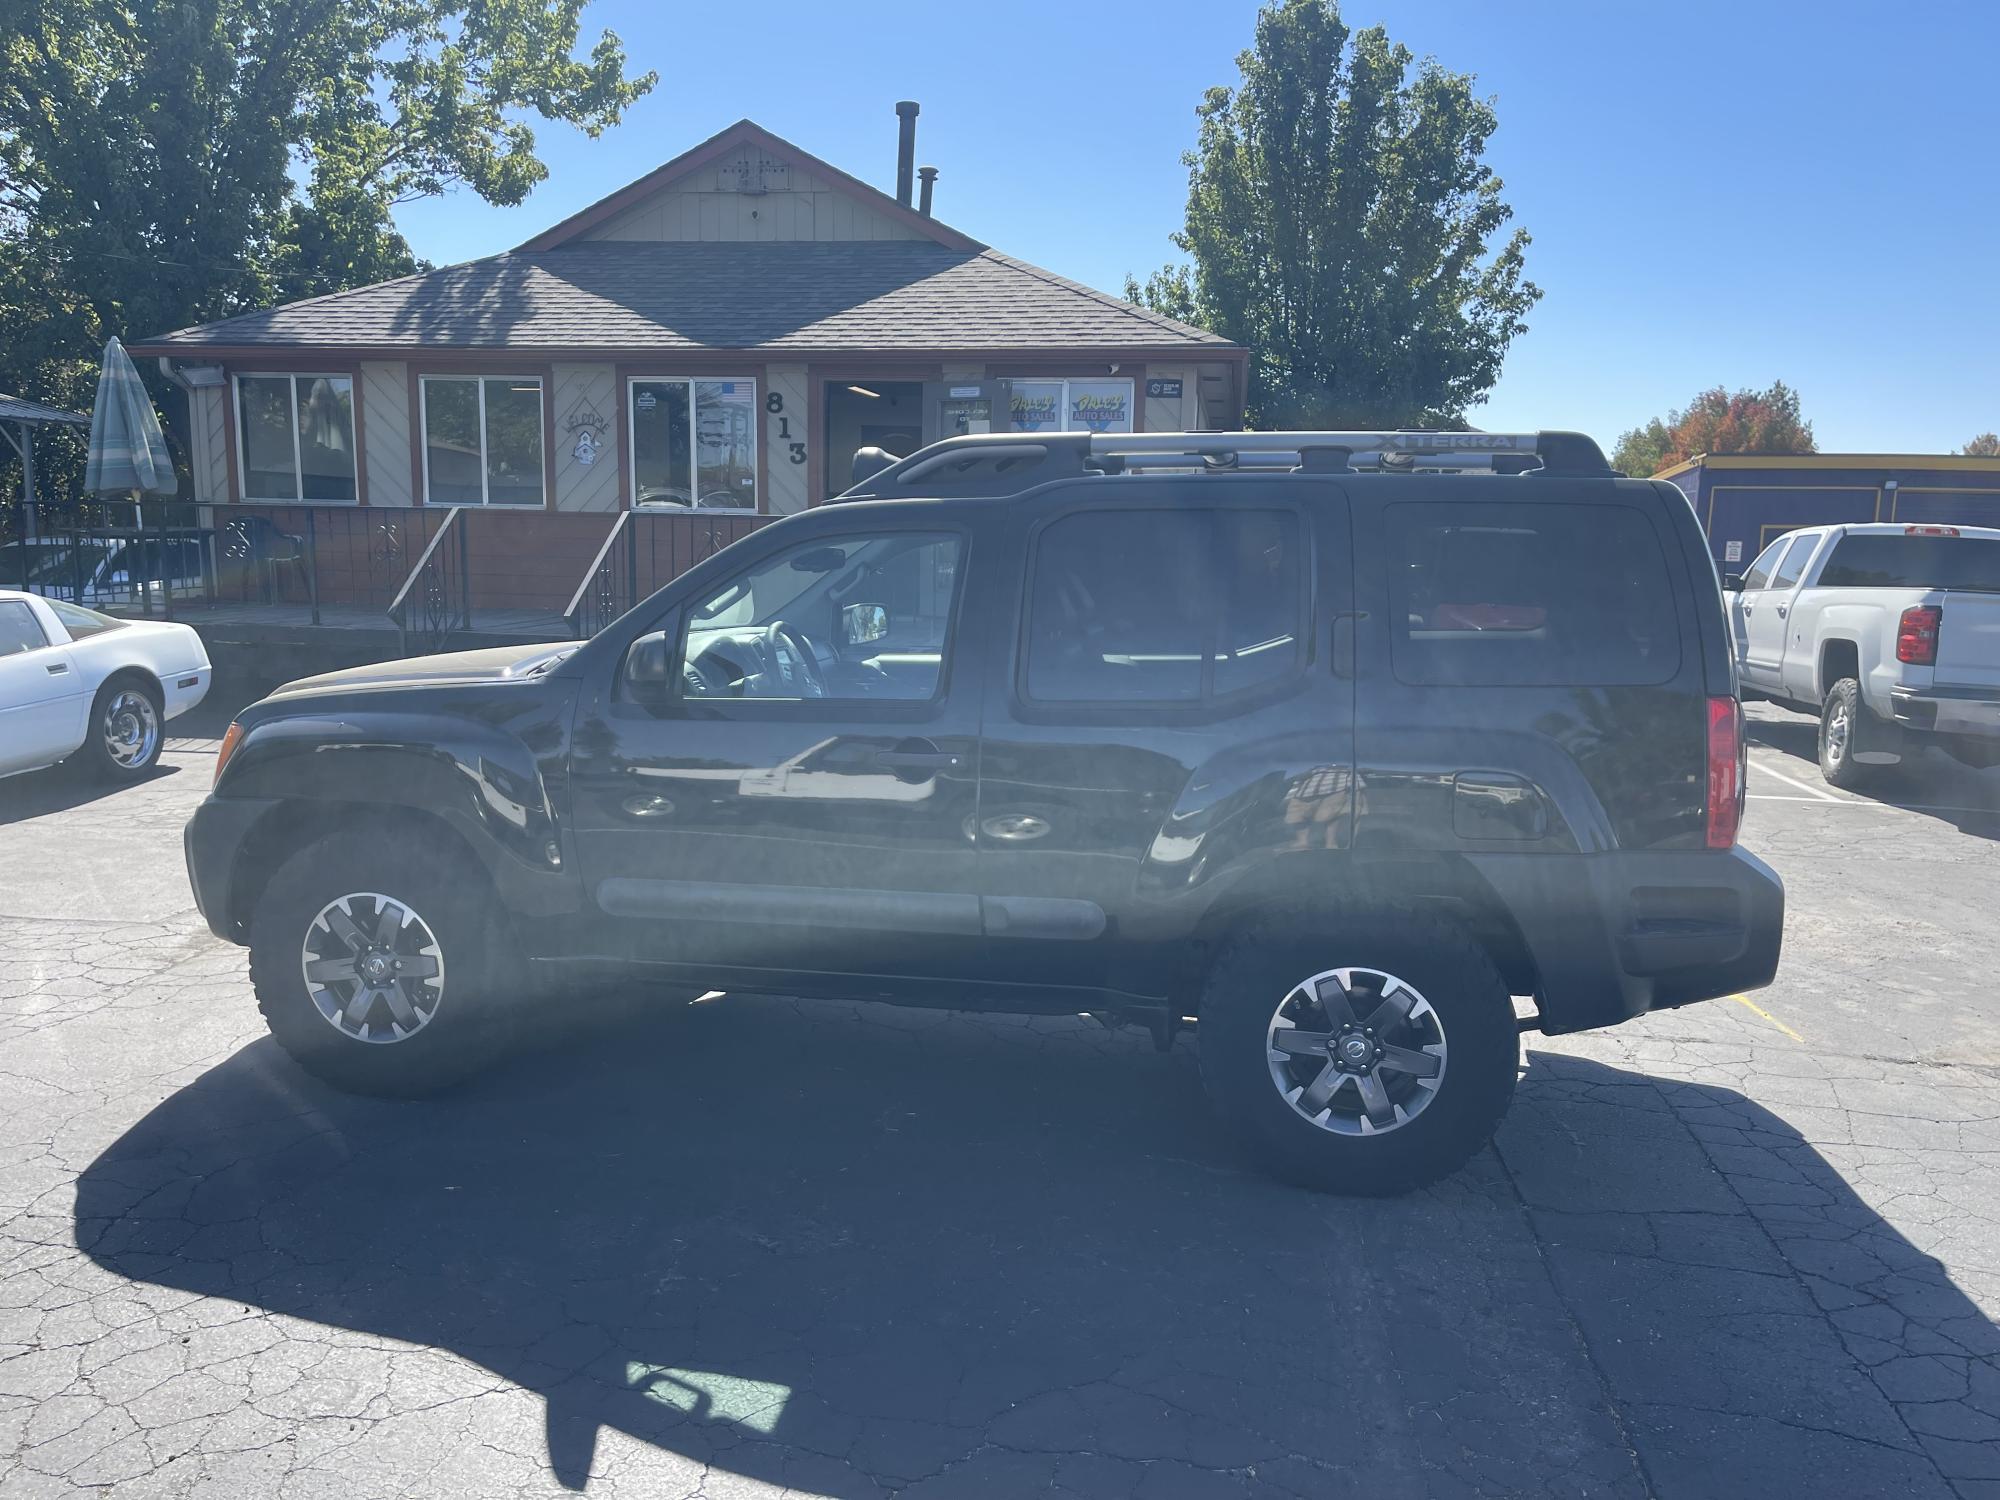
765, 621, 829, 699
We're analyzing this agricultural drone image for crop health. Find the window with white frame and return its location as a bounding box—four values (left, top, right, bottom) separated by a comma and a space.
235, 374, 357, 502
628, 378, 758, 511
1007, 377, 1134, 434
420, 376, 546, 506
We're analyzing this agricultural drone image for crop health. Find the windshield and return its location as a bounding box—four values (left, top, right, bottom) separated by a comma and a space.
1818, 534, 2000, 592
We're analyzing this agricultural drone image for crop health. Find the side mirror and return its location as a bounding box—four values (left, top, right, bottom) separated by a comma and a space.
625, 630, 673, 687
1721, 572, 1745, 592
841, 602, 889, 646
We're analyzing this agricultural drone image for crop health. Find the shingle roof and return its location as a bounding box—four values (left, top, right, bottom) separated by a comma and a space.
133, 242, 1235, 355
0, 392, 88, 427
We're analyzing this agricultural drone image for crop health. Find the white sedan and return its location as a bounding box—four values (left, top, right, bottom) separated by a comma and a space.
0, 589, 211, 781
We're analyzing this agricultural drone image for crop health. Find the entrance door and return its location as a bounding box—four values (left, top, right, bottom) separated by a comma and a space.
566, 512, 992, 994
921, 380, 1011, 445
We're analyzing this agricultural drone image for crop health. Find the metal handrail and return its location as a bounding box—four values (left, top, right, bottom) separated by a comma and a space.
386, 506, 464, 621
563, 510, 631, 629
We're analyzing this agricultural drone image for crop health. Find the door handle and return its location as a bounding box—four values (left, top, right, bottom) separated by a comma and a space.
1775, 604, 1788, 618
45, 662, 68, 675
874, 740, 960, 773
1331, 611, 1362, 679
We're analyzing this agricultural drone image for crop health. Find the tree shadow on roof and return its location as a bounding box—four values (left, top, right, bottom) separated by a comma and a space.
72, 1001, 1993, 1496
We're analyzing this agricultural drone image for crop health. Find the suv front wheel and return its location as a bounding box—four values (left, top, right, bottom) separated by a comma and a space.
249, 831, 515, 1096
1198, 909, 1519, 1195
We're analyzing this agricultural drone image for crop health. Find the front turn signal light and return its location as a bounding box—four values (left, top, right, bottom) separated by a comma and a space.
213, 721, 244, 788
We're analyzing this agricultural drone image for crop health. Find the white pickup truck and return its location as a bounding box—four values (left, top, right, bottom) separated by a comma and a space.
1724, 522, 2000, 786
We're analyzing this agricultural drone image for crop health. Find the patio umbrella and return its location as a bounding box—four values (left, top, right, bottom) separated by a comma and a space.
83, 336, 175, 523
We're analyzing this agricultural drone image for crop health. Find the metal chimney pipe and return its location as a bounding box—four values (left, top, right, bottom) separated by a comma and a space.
917, 165, 938, 216
895, 101, 919, 207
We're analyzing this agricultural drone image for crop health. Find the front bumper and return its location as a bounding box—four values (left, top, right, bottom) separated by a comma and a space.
1889, 684, 2000, 738
1465, 846, 1785, 1035
184, 794, 280, 944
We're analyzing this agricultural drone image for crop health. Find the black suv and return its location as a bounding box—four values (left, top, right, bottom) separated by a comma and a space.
185, 430, 1783, 1194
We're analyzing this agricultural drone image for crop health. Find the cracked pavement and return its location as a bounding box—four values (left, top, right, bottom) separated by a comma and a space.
2, 700, 1997, 1497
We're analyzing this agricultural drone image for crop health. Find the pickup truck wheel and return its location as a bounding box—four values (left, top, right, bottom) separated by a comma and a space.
249, 833, 514, 1096
1198, 910, 1518, 1196
1818, 678, 1882, 789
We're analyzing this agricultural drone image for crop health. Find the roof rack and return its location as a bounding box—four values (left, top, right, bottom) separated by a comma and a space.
834, 429, 1614, 501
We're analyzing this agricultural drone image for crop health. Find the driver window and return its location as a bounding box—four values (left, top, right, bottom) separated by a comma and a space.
1740, 537, 1787, 591
678, 531, 963, 702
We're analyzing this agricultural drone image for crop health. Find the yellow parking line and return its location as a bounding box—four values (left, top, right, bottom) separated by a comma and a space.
1728, 993, 1804, 1043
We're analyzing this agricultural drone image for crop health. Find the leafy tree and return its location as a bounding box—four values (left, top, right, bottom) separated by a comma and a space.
1126, 0, 1540, 429
1960, 432, 2000, 457
1612, 382, 1816, 475
0, 0, 654, 512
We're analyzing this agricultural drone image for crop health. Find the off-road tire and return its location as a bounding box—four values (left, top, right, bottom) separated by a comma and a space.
249, 831, 517, 1096
1198, 907, 1519, 1196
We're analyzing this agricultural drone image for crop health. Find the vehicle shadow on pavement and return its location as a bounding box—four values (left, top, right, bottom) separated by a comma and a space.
1748, 713, 2000, 838
73, 1002, 1995, 1498
0, 760, 180, 826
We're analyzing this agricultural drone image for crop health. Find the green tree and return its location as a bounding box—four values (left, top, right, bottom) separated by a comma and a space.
1960, 432, 2000, 457
1614, 382, 1816, 476
1127, 0, 1540, 429
0, 0, 654, 509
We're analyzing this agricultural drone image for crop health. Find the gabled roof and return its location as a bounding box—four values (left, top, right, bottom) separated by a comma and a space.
132, 241, 1235, 356
517, 118, 985, 254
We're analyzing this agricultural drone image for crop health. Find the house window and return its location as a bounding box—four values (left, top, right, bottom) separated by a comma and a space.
628, 378, 758, 510
235, 375, 356, 502
1007, 378, 1134, 434
420, 376, 545, 506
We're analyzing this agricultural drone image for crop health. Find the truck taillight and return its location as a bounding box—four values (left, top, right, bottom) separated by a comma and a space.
1706, 696, 1744, 850
1896, 605, 1942, 665
1904, 525, 1959, 537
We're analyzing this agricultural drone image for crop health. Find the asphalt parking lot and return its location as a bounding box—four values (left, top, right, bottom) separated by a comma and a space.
2, 698, 1997, 1499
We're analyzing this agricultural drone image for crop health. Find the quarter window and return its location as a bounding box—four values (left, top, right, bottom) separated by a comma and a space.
1024, 508, 1305, 703
421, 376, 545, 506
235, 375, 356, 502
1388, 502, 1681, 687
629, 379, 758, 511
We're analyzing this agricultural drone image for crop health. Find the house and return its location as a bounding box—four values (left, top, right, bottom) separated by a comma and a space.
1659, 453, 2000, 567
126, 112, 1244, 642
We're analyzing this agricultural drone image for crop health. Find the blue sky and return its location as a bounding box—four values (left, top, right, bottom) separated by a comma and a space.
395, 0, 1998, 455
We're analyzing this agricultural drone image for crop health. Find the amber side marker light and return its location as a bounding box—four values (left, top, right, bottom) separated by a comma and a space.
213, 722, 245, 788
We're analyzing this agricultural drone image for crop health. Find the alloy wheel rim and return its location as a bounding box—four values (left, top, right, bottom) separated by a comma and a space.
103, 690, 159, 769
300, 893, 446, 1045
1266, 966, 1448, 1136
1827, 704, 1850, 761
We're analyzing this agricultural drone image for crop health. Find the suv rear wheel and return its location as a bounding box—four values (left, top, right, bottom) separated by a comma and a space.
249, 832, 515, 1096
1198, 909, 1519, 1195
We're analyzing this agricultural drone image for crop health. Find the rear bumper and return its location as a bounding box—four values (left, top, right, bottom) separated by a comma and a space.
184, 794, 277, 944
1889, 683, 2000, 738
1466, 846, 1784, 1034
162, 666, 211, 722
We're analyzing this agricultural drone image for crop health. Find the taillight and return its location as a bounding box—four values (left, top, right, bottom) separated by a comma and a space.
213, 721, 244, 788
1706, 696, 1744, 850
1896, 606, 1941, 665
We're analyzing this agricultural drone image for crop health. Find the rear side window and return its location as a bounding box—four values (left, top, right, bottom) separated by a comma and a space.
47, 598, 124, 639
1025, 507, 1305, 703
1769, 534, 1817, 589
1388, 502, 1681, 686
1818, 535, 2000, 592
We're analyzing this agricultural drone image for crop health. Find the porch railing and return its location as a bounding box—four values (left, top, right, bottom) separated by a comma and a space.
386, 506, 470, 654
3, 502, 214, 619
563, 509, 772, 637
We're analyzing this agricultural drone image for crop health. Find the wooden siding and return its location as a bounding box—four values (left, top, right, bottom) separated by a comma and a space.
359, 362, 411, 505
1143, 365, 1197, 434
765, 365, 808, 514
551, 363, 621, 512
187, 384, 229, 503
582, 166, 926, 244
